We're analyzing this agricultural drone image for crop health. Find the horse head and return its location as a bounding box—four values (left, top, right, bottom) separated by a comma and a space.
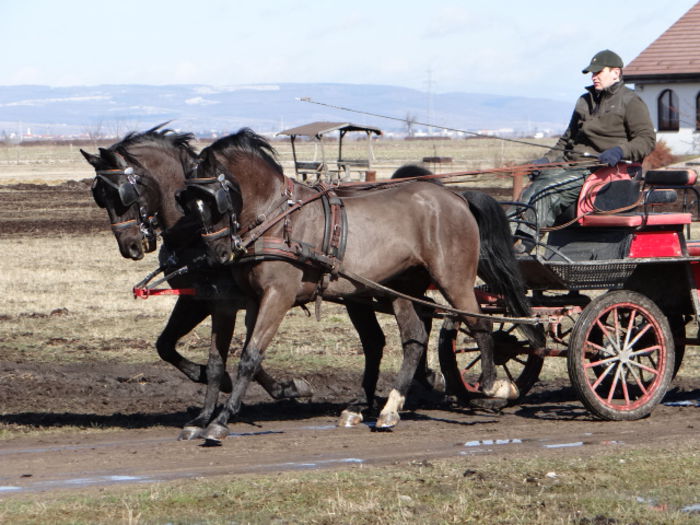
178, 153, 243, 265
81, 125, 197, 260
180, 128, 281, 266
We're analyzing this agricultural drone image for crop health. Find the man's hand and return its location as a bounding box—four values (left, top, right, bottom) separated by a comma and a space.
527, 157, 549, 180
598, 146, 624, 166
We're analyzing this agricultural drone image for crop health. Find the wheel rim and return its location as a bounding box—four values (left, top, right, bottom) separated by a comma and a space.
580, 301, 669, 411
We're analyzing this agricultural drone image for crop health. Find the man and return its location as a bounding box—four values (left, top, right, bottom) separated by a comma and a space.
512, 49, 656, 252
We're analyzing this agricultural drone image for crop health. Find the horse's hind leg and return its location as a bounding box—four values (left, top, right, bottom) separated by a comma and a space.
376, 298, 428, 430
338, 302, 386, 427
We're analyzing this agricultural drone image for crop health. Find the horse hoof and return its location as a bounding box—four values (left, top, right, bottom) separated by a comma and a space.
291, 378, 313, 398
483, 379, 519, 400
338, 409, 363, 428
375, 411, 400, 430
178, 426, 203, 441
202, 423, 230, 442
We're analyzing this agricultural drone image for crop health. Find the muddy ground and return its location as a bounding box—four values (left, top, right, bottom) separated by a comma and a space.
0, 181, 698, 497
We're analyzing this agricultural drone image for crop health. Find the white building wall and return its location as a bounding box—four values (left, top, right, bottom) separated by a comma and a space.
633, 82, 700, 155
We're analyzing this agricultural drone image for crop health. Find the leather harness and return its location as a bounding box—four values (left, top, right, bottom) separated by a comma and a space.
236, 179, 348, 319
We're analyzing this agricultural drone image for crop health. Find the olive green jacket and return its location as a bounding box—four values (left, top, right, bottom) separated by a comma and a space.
545, 81, 655, 163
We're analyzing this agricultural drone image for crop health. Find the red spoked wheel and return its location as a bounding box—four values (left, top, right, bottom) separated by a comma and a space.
567, 290, 675, 421
438, 318, 544, 404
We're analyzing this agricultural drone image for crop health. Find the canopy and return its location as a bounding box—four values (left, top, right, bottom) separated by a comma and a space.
278, 121, 382, 139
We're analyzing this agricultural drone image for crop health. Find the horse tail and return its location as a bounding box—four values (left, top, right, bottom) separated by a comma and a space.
391, 164, 543, 348
463, 190, 545, 348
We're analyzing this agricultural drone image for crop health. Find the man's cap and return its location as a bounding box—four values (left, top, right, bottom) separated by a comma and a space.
582, 50, 624, 74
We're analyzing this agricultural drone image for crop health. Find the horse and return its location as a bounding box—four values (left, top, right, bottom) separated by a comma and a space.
80, 126, 312, 439
180, 128, 543, 442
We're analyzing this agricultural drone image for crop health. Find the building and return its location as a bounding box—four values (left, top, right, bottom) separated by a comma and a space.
624, 1, 700, 155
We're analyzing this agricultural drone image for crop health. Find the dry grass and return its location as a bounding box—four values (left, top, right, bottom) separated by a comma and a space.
0, 136, 552, 185
1, 442, 698, 524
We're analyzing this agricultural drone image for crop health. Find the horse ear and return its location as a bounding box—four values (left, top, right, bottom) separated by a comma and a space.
98, 147, 126, 168
80, 149, 101, 167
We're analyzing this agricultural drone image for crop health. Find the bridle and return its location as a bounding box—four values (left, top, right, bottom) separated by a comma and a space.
92, 166, 160, 252
181, 173, 245, 256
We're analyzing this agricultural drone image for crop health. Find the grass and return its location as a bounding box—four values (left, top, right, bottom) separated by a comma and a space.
0, 442, 698, 524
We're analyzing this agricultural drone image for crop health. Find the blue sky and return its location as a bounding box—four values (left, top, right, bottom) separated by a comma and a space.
1, 0, 697, 102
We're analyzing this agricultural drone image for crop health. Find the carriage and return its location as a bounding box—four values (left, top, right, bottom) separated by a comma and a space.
438, 163, 700, 421
86, 126, 700, 440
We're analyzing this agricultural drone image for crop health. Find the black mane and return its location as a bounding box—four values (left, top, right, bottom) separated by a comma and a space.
202, 128, 283, 174
109, 123, 197, 166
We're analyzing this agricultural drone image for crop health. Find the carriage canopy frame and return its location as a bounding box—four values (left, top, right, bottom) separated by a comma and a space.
277, 121, 382, 182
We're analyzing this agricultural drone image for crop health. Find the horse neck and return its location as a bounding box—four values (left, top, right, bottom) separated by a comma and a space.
131, 145, 189, 229
222, 154, 288, 226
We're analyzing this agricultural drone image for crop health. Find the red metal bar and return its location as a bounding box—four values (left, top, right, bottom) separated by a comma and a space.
133, 287, 197, 299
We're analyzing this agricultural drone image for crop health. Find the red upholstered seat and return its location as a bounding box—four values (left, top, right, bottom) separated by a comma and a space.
577, 165, 696, 228
580, 212, 692, 227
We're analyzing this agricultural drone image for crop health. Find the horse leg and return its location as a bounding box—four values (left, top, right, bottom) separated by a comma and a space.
376, 298, 428, 430
338, 302, 386, 427
179, 303, 237, 440
156, 297, 235, 394
247, 305, 312, 400
202, 291, 294, 443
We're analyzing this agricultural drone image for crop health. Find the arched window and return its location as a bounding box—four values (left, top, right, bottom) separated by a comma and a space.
658, 89, 679, 131
696, 91, 700, 131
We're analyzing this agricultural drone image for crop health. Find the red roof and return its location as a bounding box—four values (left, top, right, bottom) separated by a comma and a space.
624, 1, 700, 80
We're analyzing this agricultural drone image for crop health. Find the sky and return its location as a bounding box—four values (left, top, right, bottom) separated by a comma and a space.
1, 0, 698, 102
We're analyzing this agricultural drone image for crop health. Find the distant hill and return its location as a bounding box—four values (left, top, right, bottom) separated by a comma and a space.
0, 83, 572, 138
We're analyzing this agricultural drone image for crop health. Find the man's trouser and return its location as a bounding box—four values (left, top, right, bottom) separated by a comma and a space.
510, 167, 590, 240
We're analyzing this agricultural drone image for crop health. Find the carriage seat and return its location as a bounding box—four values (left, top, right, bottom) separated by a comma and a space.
576, 165, 696, 228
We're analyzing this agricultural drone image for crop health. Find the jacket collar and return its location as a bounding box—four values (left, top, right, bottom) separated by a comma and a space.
585, 80, 624, 99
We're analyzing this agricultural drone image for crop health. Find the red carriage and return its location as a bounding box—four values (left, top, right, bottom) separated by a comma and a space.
439, 163, 700, 421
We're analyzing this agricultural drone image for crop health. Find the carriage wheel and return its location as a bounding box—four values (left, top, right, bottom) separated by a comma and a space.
438, 317, 544, 404
567, 290, 674, 421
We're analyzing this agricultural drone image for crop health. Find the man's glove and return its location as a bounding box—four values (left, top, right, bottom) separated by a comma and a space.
527, 157, 549, 180
598, 146, 624, 167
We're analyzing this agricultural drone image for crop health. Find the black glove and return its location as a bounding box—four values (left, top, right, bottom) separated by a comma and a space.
598, 146, 624, 167
527, 157, 549, 180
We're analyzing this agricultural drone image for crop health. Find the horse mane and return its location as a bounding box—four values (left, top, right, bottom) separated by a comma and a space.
109, 123, 197, 166
200, 128, 284, 175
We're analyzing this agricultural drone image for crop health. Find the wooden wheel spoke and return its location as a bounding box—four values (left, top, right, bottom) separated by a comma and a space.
605, 364, 622, 403
596, 318, 620, 353
625, 322, 652, 349
591, 363, 615, 390
628, 344, 660, 359
626, 363, 650, 395
627, 358, 660, 377
585, 355, 619, 369
462, 355, 481, 372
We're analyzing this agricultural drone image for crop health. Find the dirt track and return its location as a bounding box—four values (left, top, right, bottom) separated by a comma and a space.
0, 181, 698, 497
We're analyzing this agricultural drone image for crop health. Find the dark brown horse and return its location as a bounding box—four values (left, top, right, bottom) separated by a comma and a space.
182, 129, 541, 442
80, 127, 311, 439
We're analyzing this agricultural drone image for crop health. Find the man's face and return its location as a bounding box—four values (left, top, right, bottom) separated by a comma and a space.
591, 67, 621, 91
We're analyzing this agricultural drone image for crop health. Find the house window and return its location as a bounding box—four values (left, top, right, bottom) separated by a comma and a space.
658, 89, 679, 131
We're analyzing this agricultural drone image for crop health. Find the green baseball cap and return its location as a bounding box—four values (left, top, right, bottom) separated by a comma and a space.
582, 50, 624, 74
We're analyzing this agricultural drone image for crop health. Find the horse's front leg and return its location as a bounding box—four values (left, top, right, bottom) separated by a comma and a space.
156, 297, 234, 394
376, 298, 428, 430
202, 290, 294, 443
179, 302, 237, 440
